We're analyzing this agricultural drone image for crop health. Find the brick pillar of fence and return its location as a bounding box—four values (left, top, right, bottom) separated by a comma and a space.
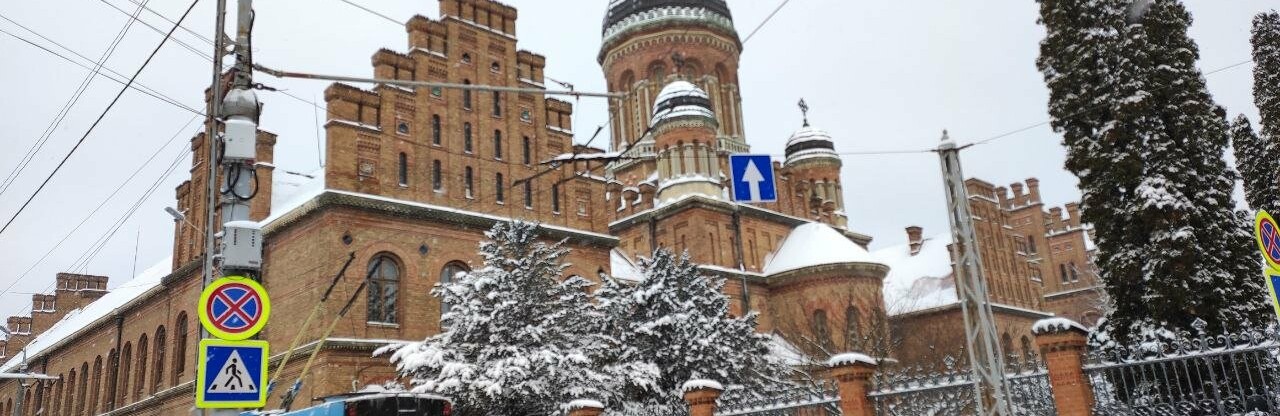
827, 353, 877, 416
566, 399, 604, 416
1033, 318, 1094, 416
682, 379, 723, 416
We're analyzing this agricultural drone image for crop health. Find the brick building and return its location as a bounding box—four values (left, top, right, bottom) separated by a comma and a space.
875, 177, 1103, 366
0, 1, 1097, 414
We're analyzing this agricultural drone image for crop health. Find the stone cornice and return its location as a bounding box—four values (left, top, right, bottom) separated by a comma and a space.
601, 28, 740, 67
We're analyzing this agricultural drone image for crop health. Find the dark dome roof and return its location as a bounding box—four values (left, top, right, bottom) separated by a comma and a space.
603, 0, 733, 33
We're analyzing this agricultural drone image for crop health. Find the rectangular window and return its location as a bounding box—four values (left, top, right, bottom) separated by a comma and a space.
551, 183, 561, 213
431, 115, 442, 145
397, 153, 409, 186
432, 160, 442, 191
524, 180, 532, 208
495, 173, 505, 203
522, 136, 531, 165
492, 91, 502, 116
464, 123, 473, 153
494, 131, 503, 159
465, 167, 474, 198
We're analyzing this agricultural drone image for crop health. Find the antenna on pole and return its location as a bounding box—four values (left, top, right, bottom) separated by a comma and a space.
937, 129, 1012, 416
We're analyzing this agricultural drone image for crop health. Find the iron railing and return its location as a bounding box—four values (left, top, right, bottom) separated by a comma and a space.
716, 380, 841, 416
867, 355, 1056, 416
1084, 320, 1280, 416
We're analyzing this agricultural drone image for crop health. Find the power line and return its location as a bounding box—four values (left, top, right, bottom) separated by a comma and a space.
0, 25, 204, 115
336, 0, 403, 27
120, 0, 215, 46
0, 2, 149, 200
0, 0, 201, 238
743, 0, 796, 44
97, 0, 215, 61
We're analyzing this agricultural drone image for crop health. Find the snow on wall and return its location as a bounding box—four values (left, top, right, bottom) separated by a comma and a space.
762, 222, 880, 276
873, 233, 960, 315
1032, 317, 1087, 335
681, 379, 724, 392
566, 399, 605, 409
0, 257, 173, 372
826, 352, 876, 367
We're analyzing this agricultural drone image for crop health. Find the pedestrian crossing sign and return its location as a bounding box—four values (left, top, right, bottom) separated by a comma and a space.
196, 338, 268, 408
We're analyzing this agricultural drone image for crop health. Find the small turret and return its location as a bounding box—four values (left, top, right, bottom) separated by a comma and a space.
650, 80, 723, 202
783, 99, 846, 227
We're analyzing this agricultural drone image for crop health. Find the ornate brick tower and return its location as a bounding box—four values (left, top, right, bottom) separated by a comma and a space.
782, 102, 848, 228
649, 80, 723, 202
599, 0, 745, 153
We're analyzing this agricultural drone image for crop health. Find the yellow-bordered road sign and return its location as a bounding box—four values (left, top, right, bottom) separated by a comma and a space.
198, 276, 270, 341
196, 338, 269, 408
1266, 268, 1280, 321
1256, 210, 1280, 270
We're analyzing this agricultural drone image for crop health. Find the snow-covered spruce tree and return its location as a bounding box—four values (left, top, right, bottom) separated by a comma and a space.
381, 221, 648, 415
596, 249, 784, 415
1256, 11, 1280, 143
1231, 115, 1279, 213
1038, 0, 1268, 346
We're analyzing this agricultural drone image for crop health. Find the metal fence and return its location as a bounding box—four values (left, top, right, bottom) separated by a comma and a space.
716, 380, 841, 416
1084, 321, 1280, 416
867, 355, 1056, 416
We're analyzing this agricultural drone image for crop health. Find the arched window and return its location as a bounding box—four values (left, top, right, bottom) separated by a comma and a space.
1001, 333, 1014, 360
431, 115, 442, 145
174, 313, 188, 383
844, 306, 861, 351
495, 173, 505, 203
492, 91, 502, 116
134, 334, 148, 401
432, 160, 443, 191
33, 373, 45, 414
462, 79, 472, 109
153, 326, 167, 392
440, 262, 470, 318
63, 370, 75, 416
52, 375, 63, 416
398, 153, 409, 186
1020, 335, 1034, 361
811, 309, 830, 348
464, 167, 474, 198
367, 254, 400, 324
463, 123, 473, 153
102, 350, 115, 410
90, 356, 103, 414
76, 362, 87, 416
522, 136, 531, 165
118, 342, 131, 406
493, 130, 503, 159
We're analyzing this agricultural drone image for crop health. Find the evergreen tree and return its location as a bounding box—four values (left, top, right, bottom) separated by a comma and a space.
596, 249, 784, 415
1255, 12, 1280, 146
382, 221, 644, 415
1037, 0, 1268, 346
1230, 115, 1278, 212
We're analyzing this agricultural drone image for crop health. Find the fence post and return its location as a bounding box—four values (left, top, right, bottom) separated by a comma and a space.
827, 353, 877, 416
682, 379, 723, 416
1033, 318, 1094, 416
566, 399, 604, 416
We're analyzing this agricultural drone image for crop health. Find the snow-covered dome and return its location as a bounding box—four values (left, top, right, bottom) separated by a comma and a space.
603, 0, 734, 36
650, 80, 716, 127
784, 125, 839, 165
763, 222, 882, 276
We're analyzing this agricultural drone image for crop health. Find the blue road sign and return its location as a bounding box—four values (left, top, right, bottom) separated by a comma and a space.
729, 154, 777, 203
197, 339, 268, 408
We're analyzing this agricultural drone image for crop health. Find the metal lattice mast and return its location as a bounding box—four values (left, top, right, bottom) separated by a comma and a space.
936, 131, 1012, 416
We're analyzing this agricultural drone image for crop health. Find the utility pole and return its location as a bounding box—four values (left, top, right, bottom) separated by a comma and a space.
936, 131, 1012, 416
200, 0, 260, 413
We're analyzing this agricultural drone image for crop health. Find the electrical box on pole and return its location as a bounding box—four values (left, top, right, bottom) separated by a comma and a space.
936, 131, 1012, 416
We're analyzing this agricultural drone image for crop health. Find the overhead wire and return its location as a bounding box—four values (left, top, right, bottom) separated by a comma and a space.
0, 0, 201, 238
97, 0, 215, 61
0, 1, 150, 200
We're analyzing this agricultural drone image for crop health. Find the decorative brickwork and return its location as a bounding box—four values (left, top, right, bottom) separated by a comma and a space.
1034, 318, 1094, 416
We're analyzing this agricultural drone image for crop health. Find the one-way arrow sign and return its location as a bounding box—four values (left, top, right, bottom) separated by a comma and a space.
730, 154, 777, 203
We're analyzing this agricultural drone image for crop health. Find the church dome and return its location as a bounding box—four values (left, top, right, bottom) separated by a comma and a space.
784, 125, 839, 165
602, 0, 736, 41
650, 80, 716, 127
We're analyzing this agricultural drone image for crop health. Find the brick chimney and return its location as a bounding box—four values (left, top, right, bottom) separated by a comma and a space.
995, 186, 1009, 209
1010, 183, 1025, 206
1049, 207, 1064, 232
1065, 203, 1082, 228
54, 273, 109, 318
906, 226, 924, 255
30, 294, 58, 336
1026, 178, 1042, 204
5, 317, 32, 353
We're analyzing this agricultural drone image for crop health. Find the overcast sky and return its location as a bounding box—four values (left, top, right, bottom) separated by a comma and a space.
0, 0, 1272, 321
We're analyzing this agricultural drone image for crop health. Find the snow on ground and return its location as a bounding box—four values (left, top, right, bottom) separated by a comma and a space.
762, 222, 880, 276
873, 233, 959, 315
0, 256, 173, 372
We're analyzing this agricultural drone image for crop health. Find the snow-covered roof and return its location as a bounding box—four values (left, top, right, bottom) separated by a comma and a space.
650, 81, 715, 126
784, 125, 838, 165
873, 233, 959, 315
767, 334, 811, 366
609, 249, 644, 282
0, 257, 173, 372
267, 168, 326, 224
762, 222, 881, 276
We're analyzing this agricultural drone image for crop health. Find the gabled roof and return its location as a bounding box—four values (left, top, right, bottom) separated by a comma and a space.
762, 222, 881, 276
873, 233, 959, 315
